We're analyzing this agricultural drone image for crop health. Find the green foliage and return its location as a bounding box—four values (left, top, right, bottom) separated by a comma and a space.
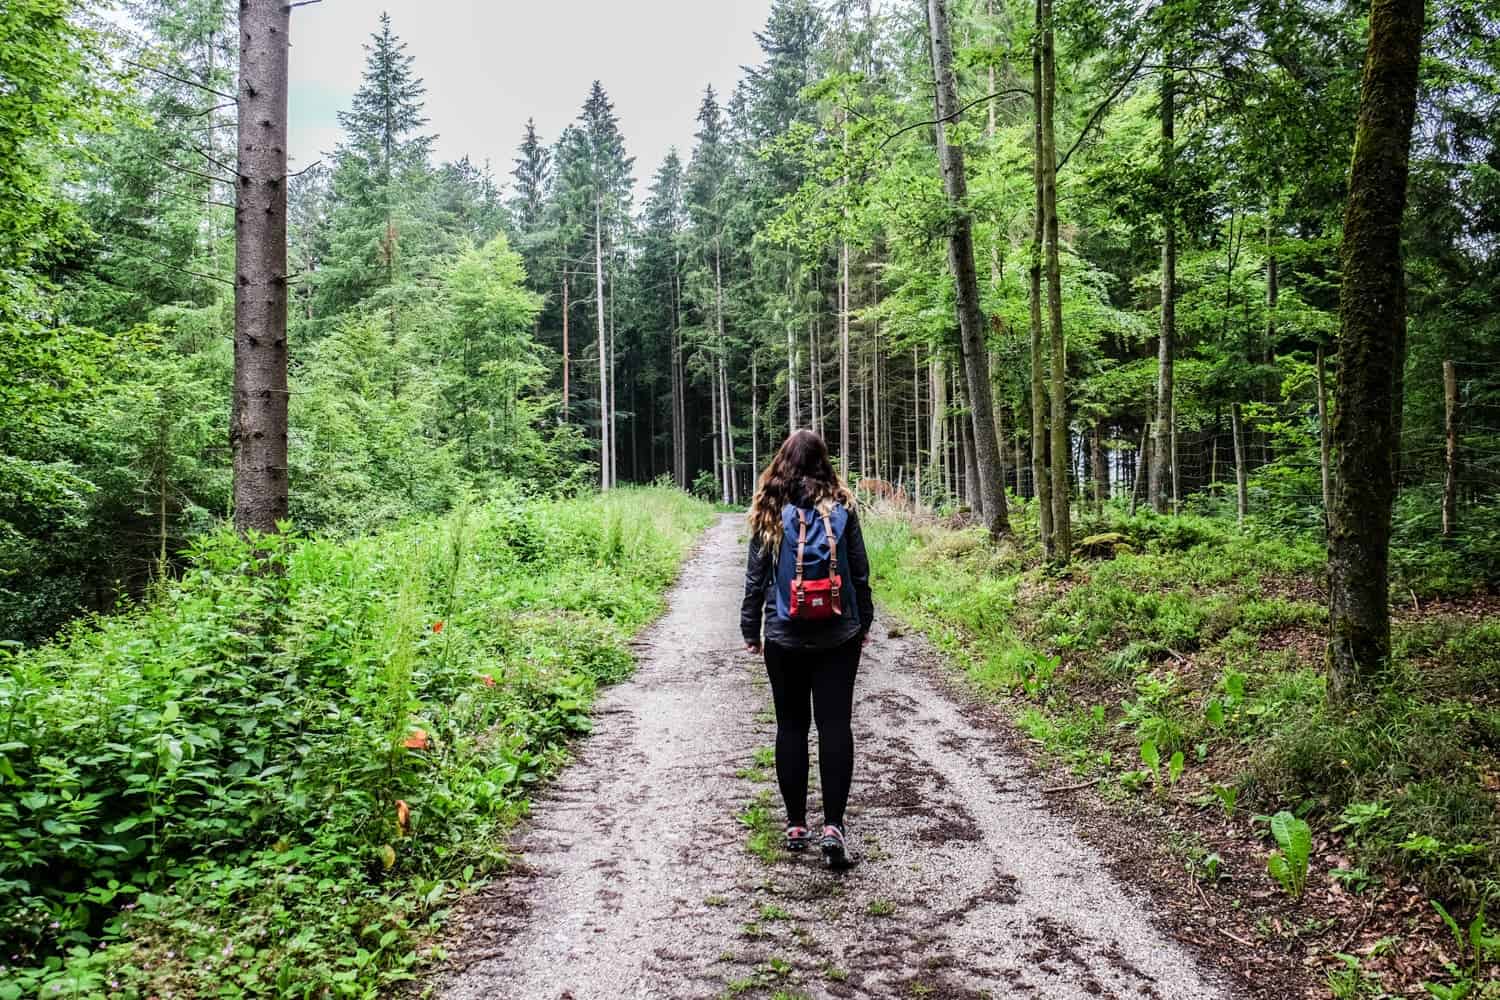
0, 487, 711, 996
1265, 811, 1313, 898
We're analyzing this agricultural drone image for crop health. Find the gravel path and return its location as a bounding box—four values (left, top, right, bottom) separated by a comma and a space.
438, 514, 1236, 1000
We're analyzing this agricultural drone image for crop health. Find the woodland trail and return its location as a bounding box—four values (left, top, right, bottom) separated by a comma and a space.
437, 515, 1237, 1000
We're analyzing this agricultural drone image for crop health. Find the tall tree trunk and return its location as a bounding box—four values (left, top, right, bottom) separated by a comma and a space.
1151, 53, 1176, 515
1130, 417, 1149, 516
752, 351, 760, 478
1041, 0, 1070, 558
1029, 0, 1053, 553
561, 275, 570, 420
1231, 402, 1248, 524
1442, 358, 1458, 537
672, 252, 685, 488
787, 269, 800, 433
232, 0, 291, 535
595, 199, 610, 490
840, 247, 851, 478
715, 244, 731, 503
1318, 344, 1333, 525
1092, 423, 1107, 507
1327, 0, 1424, 694
926, 0, 1013, 537
914, 346, 924, 506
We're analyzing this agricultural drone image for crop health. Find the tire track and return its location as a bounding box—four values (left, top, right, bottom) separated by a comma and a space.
438, 514, 1237, 999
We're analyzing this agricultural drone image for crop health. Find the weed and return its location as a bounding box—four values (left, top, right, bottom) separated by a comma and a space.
1266, 811, 1314, 898
1326, 952, 1387, 999
760, 903, 792, 922
868, 899, 896, 917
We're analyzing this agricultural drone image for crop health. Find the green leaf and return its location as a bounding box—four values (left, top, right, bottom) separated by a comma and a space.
1167, 751, 1185, 785
1205, 700, 1224, 726
1139, 738, 1160, 772
161, 700, 180, 724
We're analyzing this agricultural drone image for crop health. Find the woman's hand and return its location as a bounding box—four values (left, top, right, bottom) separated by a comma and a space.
745, 642, 762, 655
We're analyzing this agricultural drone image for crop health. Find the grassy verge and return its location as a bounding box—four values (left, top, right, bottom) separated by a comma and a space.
0, 487, 712, 998
866, 506, 1500, 995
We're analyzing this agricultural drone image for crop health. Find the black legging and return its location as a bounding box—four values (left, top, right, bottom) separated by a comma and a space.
763, 637, 862, 829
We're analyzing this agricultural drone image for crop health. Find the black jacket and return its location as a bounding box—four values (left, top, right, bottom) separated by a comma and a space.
741, 504, 875, 649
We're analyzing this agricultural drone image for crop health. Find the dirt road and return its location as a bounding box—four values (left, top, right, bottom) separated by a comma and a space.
439, 515, 1236, 999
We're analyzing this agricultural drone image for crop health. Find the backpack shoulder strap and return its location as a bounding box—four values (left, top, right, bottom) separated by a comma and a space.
819, 505, 840, 583
793, 508, 810, 583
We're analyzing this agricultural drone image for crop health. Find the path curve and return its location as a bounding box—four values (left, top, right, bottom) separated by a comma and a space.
439, 514, 1236, 999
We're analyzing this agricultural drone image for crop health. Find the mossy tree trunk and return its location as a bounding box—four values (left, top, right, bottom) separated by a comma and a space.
924, 0, 1012, 538
1326, 0, 1425, 697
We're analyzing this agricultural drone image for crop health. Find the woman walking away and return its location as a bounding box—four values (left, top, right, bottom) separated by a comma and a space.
741, 429, 874, 870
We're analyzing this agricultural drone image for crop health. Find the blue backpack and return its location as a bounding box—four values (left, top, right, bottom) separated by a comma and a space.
772, 502, 849, 622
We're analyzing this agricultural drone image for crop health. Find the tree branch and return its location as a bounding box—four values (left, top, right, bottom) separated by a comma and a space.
161, 101, 236, 120
192, 146, 242, 180
879, 87, 1033, 149
151, 155, 234, 187
284, 159, 323, 180
1056, 48, 1151, 173
125, 59, 236, 102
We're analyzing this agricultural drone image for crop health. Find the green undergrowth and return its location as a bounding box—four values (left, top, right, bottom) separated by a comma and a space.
0, 486, 711, 998
867, 507, 1500, 914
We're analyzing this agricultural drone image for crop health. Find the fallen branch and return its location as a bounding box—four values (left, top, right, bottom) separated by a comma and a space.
1041, 777, 1102, 794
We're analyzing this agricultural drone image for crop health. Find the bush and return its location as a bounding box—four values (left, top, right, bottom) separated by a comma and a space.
0, 487, 711, 997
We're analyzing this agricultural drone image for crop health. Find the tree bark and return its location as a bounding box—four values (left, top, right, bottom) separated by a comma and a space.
1327, 0, 1424, 694
1029, 0, 1053, 551
926, 0, 1012, 536
840, 241, 851, 479
561, 275, 571, 420
595, 199, 610, 490
1151, 53, 1176, 516
1231, 402, 1248, 523
232, 0, 291, 535
1041, 0, 1069, 557
1317, 344, 1333, 524
1442, 358, 1458, 536
1092, 423, 1107, 507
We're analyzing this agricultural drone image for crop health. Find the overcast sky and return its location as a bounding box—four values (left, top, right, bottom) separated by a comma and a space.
286, 0, 776, 201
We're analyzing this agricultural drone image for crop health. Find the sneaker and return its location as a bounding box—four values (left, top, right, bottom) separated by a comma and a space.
820, 824, 854, 870
784, 825, 811, 852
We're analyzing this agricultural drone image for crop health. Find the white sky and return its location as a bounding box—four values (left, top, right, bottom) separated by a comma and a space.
286, 0, 776, 201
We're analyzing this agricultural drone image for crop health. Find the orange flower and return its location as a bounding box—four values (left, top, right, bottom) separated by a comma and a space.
395, 799, 411, 835
403, 728, 430, 750
480, 674, 496, 687
432, 621, 444, 634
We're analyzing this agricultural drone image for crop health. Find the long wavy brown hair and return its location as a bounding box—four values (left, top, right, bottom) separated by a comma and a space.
748, 429, 854, 547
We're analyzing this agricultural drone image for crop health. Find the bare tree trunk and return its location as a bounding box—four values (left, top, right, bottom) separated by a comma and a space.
232, 0, 291, 535
1151, 52, 1176, 515
715, 244, 732, 503
672, 252, 685, 488
1443, 358, 1458, 537
595, 199, 610, 490
752, 351, 760, 479
914, 345, 923, 506
561, 275, 570, 420
1129, 418, 1149, 517
1092, 423, 1107, 507
926, 0, 1012, 536
1029, 0, 1053, 553
786, 271, 800, 434
1041, 0, 1069, 557
840, 242, 851, 479
929, 355, 947, 500
1318, 344, 1333, 524
1327, 0, 1424, 694
1231, 402, 1248, 523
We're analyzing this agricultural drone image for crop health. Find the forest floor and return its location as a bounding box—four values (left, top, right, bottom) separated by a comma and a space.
433, 515, 1249, 1000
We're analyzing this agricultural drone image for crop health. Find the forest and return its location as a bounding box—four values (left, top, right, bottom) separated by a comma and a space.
1, 0, 1498, 996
